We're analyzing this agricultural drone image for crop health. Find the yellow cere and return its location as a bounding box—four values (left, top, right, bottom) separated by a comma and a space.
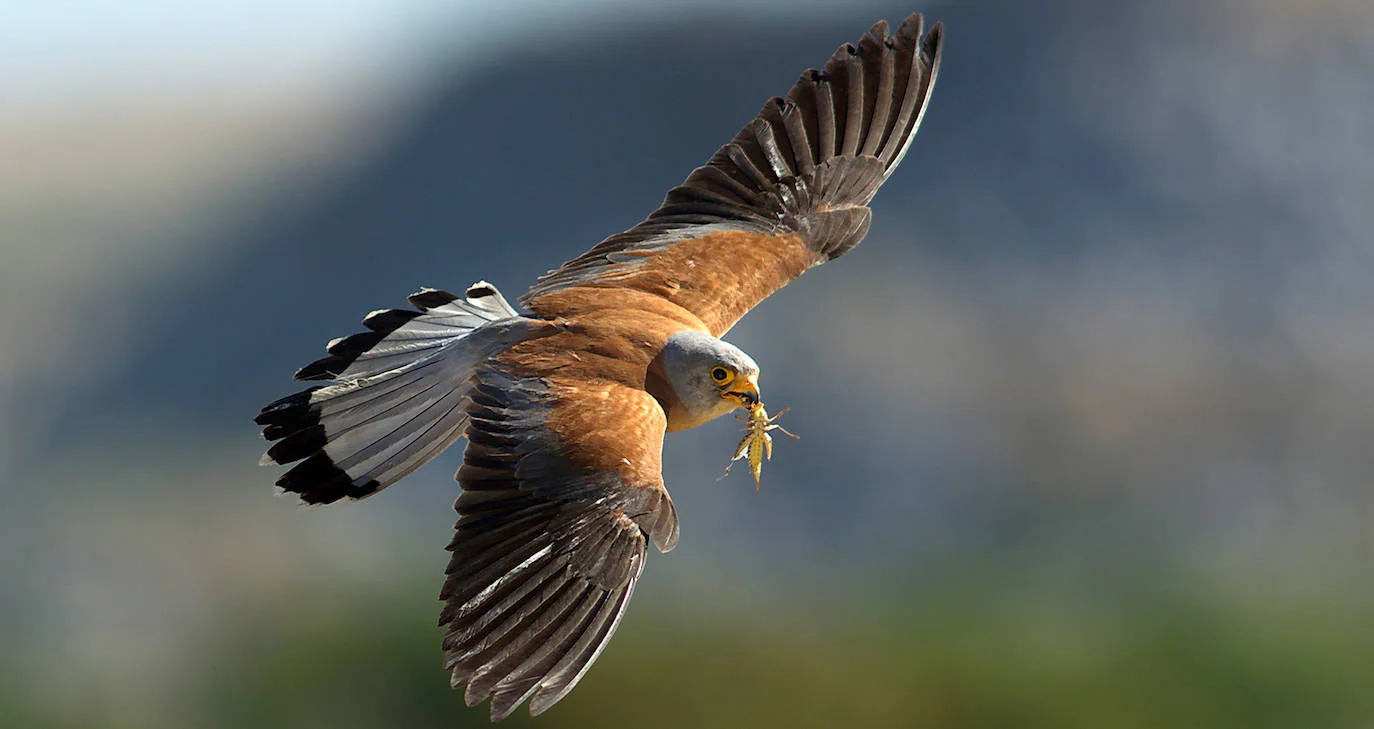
722, 403, 799, 490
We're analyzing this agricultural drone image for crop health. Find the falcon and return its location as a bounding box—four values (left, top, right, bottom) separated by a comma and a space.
257, 13, 942, 720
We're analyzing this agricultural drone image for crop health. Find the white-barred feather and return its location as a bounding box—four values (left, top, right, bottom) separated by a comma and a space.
256, 281, 547, 504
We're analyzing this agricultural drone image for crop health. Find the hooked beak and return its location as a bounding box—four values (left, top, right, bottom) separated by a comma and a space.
722, 373, 760, 410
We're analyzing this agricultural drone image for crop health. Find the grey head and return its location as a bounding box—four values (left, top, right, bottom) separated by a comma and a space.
659, 330, 761, 429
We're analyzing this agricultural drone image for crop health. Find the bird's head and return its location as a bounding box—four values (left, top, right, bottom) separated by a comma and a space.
659, 330, 761, 425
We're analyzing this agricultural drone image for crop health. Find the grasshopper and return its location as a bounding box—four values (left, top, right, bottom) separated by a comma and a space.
721, 404, 799, 490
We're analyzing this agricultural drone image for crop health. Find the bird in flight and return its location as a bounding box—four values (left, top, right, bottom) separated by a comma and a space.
257, 13, 942, 721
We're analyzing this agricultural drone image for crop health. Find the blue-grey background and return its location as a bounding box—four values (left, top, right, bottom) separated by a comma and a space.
3, 1, 1371, 727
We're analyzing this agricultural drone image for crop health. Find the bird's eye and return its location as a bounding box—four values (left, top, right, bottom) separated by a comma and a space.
710, 367, 732, 383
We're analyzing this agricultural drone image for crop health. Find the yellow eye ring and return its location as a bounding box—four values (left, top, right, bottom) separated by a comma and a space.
710, 367, 732, 383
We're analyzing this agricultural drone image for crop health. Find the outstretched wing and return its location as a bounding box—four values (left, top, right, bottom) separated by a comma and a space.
440, 363, 678, 721
522, 14, 943, 335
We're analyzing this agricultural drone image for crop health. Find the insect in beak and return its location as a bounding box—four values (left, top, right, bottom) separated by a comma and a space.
721, 404, 799, 489
722, 373, 760, 409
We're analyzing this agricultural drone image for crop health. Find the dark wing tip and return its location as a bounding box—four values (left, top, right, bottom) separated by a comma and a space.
275, 452, 380, 504
362, 308, 420, 333
465, 282, 498, 299
264, 423, 326, 464
293, 355, 349, 381
255, 387, 322, 426
408, 287, 460, 310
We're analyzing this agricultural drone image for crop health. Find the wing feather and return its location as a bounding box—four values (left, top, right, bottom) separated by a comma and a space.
862, 28, 897, 157
528, 579, 638, 715
484, 585, 607, 718
779, 98, 815, 176
838, 42, 866, 157
522, 15, 943, 335
466, 581, 599, 715
813, 72, 838, 159
440, 362, 676, 720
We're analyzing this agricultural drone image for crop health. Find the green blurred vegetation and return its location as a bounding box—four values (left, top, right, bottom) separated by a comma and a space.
9, 559, 1368, 729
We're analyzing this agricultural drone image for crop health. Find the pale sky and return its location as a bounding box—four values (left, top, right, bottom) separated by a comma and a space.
0, 0, 893, 106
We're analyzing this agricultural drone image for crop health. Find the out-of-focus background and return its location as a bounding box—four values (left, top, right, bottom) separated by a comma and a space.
4, 0, 1372, 727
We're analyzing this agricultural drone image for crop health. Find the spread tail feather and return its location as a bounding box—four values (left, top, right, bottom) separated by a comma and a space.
256, 282, 548, 504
